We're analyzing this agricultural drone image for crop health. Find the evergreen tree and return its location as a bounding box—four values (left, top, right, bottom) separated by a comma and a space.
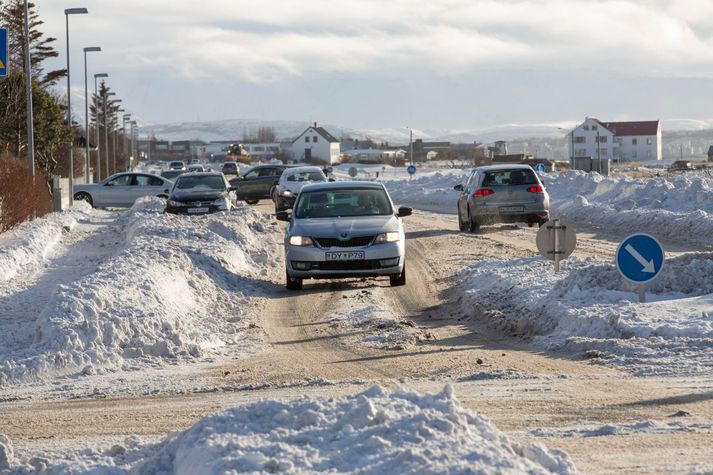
0, 0, 66, 86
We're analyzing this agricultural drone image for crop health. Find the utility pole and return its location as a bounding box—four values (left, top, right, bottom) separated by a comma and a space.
23, 0, 35, 177
596, 130, 601, 174
408, 127, 413, 165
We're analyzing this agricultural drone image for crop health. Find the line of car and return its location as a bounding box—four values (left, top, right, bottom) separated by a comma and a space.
74, 162, 549, 292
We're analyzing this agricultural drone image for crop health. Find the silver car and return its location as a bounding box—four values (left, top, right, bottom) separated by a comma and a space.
73, 172, 173, 208
454, 164, 549, 232
276, 181, 412, 290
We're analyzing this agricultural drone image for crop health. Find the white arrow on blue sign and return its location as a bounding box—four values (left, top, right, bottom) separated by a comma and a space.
535, 163, 546, 173
407, 165, 416, 175
615, 233, 665, 284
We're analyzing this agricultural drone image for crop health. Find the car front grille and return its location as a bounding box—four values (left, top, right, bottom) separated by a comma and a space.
314, 260, 381, 271
314, 236, 375, 248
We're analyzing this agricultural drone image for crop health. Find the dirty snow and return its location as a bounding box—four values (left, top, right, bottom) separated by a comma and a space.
528, 418, 713, 438
458, 254, 713, 376
0, 197, 281, 385
1, 386, 576, 474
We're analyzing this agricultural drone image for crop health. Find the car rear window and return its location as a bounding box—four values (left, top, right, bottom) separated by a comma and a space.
286, 171, 326, 182
175, 175, 226, 190
482, 169, 538, 186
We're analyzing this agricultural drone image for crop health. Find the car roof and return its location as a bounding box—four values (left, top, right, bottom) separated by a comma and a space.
300, 181, 386, 193
176, 172, 224, 178
476, 164, 535, 172
283, 166, 324, 174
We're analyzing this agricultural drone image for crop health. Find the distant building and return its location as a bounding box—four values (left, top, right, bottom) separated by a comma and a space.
291, 123, 341, 164
568, 117, 662, 161
411, 139, 451, 161
341, 148, 406, 163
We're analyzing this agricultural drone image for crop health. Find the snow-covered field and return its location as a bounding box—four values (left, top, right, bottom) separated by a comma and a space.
0, 198, 281, 386
0, 386, 575, 474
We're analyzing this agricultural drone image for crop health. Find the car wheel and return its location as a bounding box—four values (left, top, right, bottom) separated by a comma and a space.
457, 207, 467, 231
468, 210, 480, 233
74, 192, 93, 207
275, 199, 285, 214
286, 270, 303, 291
390, 264, 406, 287
245, 199, 259, 205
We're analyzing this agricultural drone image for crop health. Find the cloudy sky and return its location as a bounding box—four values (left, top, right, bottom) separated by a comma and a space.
37, 0, 713, 130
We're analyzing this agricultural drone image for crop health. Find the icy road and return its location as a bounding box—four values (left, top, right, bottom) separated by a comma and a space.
0, 170, 712, 473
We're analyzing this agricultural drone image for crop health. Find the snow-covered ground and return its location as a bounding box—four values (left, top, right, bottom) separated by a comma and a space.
0, 198, 281, 386
457, 254, 713, 376
0, 386, 576, 474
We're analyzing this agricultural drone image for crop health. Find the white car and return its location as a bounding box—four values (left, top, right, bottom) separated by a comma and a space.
273, 166, 327, 212
169, 161, 186, 171
73, 172, 173, 208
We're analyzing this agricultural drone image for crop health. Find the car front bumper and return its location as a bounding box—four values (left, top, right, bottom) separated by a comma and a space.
286, 241, 404, 279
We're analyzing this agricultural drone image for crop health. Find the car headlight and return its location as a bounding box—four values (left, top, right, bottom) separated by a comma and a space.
281, 189, 293, 197
374, 232, 400, 243
167, 200, 183, 207
289, 236, 314, 246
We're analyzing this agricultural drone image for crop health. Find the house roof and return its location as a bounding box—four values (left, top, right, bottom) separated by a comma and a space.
293, 124, 340, 143
602, 120, 660, 137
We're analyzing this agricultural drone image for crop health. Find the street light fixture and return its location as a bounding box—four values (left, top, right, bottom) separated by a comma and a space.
83, 46, 101, 182
64, 7, 89, 206
93, 73, 108, 180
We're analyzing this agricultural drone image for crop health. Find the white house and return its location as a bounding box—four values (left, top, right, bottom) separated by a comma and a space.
568, 118, 662, 161
291, 123, 341, 165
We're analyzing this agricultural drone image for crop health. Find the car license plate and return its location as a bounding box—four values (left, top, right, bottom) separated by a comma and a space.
499, 206, 524, 213
188, 207, 209, 214
326, 251, 365, 261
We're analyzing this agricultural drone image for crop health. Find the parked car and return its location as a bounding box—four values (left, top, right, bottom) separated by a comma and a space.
229, 164, 295, 205
221, 162, 239, 176
276, 181, 411, 290
160, 170, 186, 180
454, 164, 549, 232
73, 172, 173, 208
188, 164, 206, 172
273, 166, 327, 212
169, 160, 186, 170
164, 172, 237, 215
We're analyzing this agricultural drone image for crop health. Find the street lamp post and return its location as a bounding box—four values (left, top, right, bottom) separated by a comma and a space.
93, 73, 108, 180
113, 106, 124, 172
64, 7, 88, 206
23, 0, 35, 177
104, 92, 116, 176
130, 121, 137, 164
122, 113, 131, 162
110, 99, 122, 173
83, 46, 101, 183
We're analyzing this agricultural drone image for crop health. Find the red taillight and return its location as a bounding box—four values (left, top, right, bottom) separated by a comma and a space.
527, 186, 544, 193
474, 188, 494, 197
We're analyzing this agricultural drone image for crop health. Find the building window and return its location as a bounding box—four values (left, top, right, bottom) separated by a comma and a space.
583, 125, 589, 131
575, 148, 587, 157
305, 137, 309, 143
597, 136, 607, 143
599, 148, 608, 157
313, 136, 318, 142
632, 138, 637, 145
592, 125, 598, 130
646, 138, 652, 145
575, 136, 586, 143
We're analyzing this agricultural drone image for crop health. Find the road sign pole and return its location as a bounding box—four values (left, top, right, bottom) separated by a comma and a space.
638, 286, 646, 304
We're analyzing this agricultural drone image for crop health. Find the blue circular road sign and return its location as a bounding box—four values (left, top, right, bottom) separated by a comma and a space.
535, 163, 546, 173
407, 165, 417, 175
615, 234, 665, 284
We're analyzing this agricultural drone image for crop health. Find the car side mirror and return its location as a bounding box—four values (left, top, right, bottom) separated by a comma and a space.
229, 186, 237, 192
275, 211, 291, 222
328, 178, 335, 182
397, 207, 412, 217
105, 182, 114, 187
453, 184, 463, 191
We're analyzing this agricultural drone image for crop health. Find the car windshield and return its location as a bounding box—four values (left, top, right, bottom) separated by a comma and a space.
286, 171, 325, 182
295, 188, 393, 218
175, 175, 226, 190
482, 169, 538, 186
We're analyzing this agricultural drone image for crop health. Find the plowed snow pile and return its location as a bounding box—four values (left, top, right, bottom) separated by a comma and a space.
0, 198, 281, 384
459, 254, 713, 376
543, 171, 713, 244
1, 386, 576, 474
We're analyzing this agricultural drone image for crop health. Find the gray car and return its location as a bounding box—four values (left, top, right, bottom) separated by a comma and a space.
455, 164, 549, 232
73, 172, 173, 208
276, 181, 412, 290
165, 172, 237, 214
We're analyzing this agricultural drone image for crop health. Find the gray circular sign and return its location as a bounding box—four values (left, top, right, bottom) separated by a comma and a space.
348, 167, 358, 178
536, 219, 577, 261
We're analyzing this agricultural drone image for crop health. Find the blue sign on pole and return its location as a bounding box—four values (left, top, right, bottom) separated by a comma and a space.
535, 163, 546, 173
0, 28, 7, 77
407, 165, 417, 175
615, 233, 665, 284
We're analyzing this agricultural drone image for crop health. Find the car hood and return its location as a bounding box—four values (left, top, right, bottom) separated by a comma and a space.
170, 189, 227, 202
290, 215, 401, 238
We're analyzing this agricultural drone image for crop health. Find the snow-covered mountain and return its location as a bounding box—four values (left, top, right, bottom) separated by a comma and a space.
138, 118, 713, 145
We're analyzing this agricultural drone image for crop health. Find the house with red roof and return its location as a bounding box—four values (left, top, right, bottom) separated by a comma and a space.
568, 118, 661, 161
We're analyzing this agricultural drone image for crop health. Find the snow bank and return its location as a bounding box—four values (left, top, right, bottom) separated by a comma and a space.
384, 171, 468, 211
544, 171, 713, 244
459, 254, 713, 376
0, 198, 281, 384
0, 204, 91, 282
8, 386, 576, 474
